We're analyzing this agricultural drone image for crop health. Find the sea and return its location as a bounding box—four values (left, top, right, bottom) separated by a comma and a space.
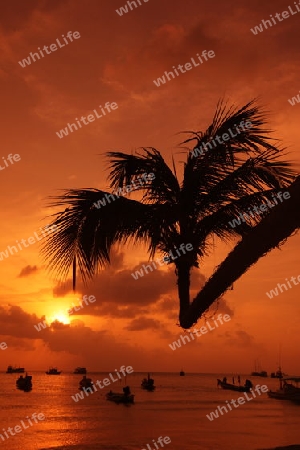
0, 372, 299, 450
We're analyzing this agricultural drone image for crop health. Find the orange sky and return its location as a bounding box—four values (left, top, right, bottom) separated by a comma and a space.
0, 0, 299, 374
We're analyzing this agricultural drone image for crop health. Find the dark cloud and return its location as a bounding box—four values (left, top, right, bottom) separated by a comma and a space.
0, 0, 72, 33
52, 256, 210, 327
0, 304, 172, 369
206, 297, 234, 318
125, 317, 161, 331
0, 305, 74, 342
0, 305, 46, 339
17, 265, 39, 278
89, 303, 148, 319
235, 330, 255, 346
218, 329, 264, 351
109, 250, 126, 270
52, 255, 179, 319
153, 296, 178, 321
1, 335, 36, 351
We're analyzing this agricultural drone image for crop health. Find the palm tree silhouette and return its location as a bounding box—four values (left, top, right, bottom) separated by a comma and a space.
181, 174, 300, 328
41, 100, 296, 328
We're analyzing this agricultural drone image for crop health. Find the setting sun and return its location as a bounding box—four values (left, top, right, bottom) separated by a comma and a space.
48, 312, 70, 325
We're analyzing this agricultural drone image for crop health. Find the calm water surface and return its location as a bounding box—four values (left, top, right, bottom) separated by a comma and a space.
0, 372, 299, 450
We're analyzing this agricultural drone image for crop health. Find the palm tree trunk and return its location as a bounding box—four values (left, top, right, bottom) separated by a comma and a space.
177, 262, 191, 323
180, 176, 300, 329
73, 256, 76, 292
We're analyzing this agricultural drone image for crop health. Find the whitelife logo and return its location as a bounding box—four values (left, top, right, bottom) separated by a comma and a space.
0, 412, 45, 443
0, 225, 57, 262
250, 2, 300, 35
266, 275, 300, 299
55, 102, 118, 139
71, 366, 134, 402
18, 31, 81, 68
34, 295, 96, 332
116, 0, 149, 16
191, 120, 252, 158
168, 314, 231, 351
288, 90, 300, 106
93, 173, 155, 209
228, 191, 291, 228
0, 153, 21, 172
131, 244, 194, 280
206, 385, 268, 421
141, 436, 171, 450
153, 50, 215, 87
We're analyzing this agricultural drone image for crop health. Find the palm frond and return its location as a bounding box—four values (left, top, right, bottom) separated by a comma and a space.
106, 148, 181, 204
41, 98, 298, 298
41, 189, 180, 283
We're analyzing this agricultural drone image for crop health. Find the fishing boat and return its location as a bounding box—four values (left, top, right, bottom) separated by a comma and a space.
268, 377, 300, 402
46, 367, 61, 375
270, 367, 286, 378
179, 370, 185, 376
251, 359, 267, 377
271, 346, 286, 378
141, 373, 155, 391
217, 378, 253, 393
16, 373, 32, 391
6, 365, 25, 373
106, 386, 134, 404
251, 370, 268, 377
74, 367, 87, 374
79, 376, 94, 391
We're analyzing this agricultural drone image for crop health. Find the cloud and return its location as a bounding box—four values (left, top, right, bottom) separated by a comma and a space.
52, 255, 178, 316
0, 305, 74, 342
52, 253, 210, 326
0, 304, 172, 369
218, 329, 263, 351
1, 335, 36, 351
206, 297, 234, 318
125, 317, 161, 331
0, 305, 46, 340
153, 296, 178, 320
17, 264, 39, 277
